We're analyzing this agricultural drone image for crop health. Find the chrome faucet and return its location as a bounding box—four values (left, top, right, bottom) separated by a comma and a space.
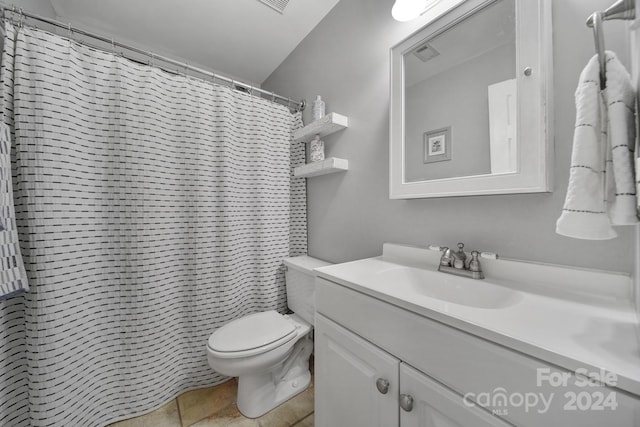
437, 242, 485, 280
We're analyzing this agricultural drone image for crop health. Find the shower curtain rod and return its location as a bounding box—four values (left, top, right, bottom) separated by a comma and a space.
0, 4, 306, 112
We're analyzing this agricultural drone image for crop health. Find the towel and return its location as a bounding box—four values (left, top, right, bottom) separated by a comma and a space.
0, 122, 28, 300
556, 51, 638, 240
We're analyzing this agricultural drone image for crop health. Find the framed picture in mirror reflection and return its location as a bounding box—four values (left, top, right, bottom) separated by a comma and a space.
423, 127, 451, 163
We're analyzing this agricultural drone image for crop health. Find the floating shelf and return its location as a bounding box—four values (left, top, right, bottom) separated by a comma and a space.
294, 157, 349, 178
292, 112, 349, 143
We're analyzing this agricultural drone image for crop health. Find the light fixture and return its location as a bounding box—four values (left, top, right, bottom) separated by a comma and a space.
391, 0, 433, 22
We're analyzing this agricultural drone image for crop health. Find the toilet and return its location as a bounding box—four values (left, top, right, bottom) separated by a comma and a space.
206, 255, 330, 418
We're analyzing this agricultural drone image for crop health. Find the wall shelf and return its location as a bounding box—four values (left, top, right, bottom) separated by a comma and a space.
294, 157, 349, 178
292, 112, 349, 143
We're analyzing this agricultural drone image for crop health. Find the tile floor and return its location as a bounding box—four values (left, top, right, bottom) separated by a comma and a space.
107, 376, 314, 427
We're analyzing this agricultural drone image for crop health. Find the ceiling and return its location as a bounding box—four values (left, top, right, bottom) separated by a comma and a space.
47, 0, 340, 86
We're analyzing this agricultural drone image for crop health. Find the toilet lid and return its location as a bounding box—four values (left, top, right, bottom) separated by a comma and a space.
208, 310, 297, 354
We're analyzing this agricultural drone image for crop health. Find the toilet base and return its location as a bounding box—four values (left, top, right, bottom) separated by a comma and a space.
236, 333, 313, 418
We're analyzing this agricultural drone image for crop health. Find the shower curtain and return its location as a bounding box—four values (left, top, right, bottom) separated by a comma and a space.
0, 22, 306, 427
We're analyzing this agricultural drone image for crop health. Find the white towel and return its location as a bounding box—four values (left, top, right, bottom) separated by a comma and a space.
0, 122, 28, 300
556, 51, 638, 240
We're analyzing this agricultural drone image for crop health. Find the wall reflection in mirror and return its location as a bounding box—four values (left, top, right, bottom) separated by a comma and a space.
404, 0, 516, 183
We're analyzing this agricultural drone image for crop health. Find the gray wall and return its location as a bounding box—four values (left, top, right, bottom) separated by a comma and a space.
11, 0, 56, 17
264, 0, 636, 274
633, 227, 640, 316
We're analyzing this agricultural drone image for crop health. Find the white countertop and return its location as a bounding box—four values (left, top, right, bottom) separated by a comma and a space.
314, 243, 640, 396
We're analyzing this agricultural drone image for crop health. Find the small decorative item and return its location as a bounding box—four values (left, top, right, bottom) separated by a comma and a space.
423, 126, 451, 163
312, 96, 325, 121
308, 135, 325, 162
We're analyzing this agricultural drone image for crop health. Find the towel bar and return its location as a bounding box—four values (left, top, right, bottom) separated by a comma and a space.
585, 0, 636, 89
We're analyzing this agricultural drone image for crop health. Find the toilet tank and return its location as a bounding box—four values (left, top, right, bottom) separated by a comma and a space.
283, 255, 332, 325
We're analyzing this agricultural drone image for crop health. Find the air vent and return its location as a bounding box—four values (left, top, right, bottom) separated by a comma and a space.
258, 0, 290, 14
413, 43, 440, 62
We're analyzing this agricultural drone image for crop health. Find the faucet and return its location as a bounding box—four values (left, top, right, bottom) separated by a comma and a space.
436, 242, 486, 280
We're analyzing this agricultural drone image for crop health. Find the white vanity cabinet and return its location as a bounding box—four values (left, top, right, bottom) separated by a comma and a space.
314, 276, 640, 427
316, 313, 510, 427
315, 314, 399, 427
399, 363, 509, 427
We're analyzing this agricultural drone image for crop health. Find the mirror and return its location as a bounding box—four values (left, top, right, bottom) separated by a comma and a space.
390, 0, 553, 199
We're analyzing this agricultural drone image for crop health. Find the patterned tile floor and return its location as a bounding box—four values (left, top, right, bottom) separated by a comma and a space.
107, 376, 314, 427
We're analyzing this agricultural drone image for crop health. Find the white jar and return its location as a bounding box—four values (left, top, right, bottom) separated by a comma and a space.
312, 96, 325, 121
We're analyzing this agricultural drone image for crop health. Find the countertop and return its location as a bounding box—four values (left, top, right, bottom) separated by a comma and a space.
314, 243, 640, 396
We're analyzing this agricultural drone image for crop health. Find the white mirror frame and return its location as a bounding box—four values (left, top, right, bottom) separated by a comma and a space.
390, 0, 553, 199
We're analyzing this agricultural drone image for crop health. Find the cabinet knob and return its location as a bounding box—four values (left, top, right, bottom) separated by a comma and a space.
375, 378, 390, 394
400, 394, 414, 412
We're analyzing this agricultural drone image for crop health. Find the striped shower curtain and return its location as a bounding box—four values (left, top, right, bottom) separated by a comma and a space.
0, 22, 306, 427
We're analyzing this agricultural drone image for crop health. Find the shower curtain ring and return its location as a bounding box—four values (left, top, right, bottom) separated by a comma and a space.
18, 8, 24, 28
271, 92, 275, 102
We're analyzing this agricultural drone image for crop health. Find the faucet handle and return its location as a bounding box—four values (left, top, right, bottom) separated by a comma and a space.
429, 245, 453, 267
439, 247, 452, 266
469, 250, 482, 272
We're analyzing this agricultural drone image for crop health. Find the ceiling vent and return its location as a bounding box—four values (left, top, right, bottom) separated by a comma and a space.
413, 43, 440, 62
258, 0, 290, 14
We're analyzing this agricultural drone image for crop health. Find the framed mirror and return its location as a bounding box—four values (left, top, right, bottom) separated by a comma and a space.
390, 0, 553, 199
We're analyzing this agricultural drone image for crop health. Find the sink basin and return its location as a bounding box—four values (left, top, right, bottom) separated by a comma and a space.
375, 265, 522, 309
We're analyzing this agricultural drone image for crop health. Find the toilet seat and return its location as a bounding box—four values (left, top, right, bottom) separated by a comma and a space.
207, 310, 298, 358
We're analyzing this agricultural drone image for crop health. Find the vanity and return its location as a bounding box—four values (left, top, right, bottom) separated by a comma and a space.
311, 0, 640, 423
313, 244, 640, 427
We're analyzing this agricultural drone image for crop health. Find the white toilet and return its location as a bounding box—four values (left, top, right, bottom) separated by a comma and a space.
206, 255, 330, 418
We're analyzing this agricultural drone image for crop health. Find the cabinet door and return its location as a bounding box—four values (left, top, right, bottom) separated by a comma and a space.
315, 314, 400, 427
400, 364, 511, 427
